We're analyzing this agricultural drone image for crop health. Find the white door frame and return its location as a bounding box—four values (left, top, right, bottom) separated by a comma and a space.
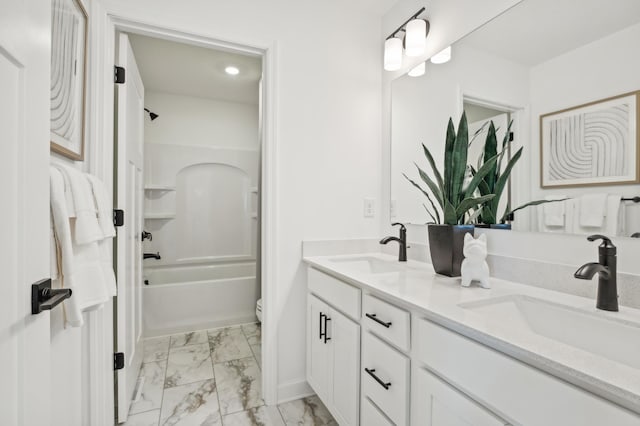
100, 15, 279, 407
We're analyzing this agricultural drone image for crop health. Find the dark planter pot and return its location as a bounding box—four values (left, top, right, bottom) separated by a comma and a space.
490, 223, 512, 230
427, 224, 474, 277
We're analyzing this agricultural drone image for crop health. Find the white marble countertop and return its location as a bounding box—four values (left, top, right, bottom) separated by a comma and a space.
303, 252, 640, 415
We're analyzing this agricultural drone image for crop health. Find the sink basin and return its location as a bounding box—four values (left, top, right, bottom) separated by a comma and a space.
328, 256, 403, 274
459, 295, 640, 370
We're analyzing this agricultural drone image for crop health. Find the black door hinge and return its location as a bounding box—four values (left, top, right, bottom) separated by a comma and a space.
509, 131, 514, 142
113, 209, 124, 227
114, 352, 125, 370
114, 66, 125, 84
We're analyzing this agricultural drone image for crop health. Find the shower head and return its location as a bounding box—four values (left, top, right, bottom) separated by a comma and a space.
144, 107, 159, 121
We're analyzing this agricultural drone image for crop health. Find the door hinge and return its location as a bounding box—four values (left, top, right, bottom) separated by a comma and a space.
113, 209, 124, 227
114, 352, 125, 370
114, 66, 126, 84
509, 131, 514, 142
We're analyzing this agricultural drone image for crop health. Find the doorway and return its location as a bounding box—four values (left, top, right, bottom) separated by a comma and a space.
110, 22, 274, 424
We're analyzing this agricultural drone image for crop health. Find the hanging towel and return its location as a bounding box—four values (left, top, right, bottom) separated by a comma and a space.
55, 164, 104, 245
579, 194, 608, 227
86, 174, 118, 297
604, 194, 623, 236
86, 174, 116, 239
50, 167, 111, 327
542, 195, 566, 227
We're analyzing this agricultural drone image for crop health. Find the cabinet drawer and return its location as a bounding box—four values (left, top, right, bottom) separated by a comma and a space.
361, 397, 394, 426
362, 332, 410, 425
414, 318, 640, 426
308, 267, 360, 319
363, 294, 410, 351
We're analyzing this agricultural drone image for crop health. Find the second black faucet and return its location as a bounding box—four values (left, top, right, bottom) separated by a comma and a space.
380, 222, 407, 262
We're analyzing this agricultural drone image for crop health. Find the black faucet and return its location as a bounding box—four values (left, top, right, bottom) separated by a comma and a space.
574, 234, 618, 312
143, 252, 161, 260
380, 222, 407, 262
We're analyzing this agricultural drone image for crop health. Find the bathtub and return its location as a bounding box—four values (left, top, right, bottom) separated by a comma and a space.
143, 262, 258, 337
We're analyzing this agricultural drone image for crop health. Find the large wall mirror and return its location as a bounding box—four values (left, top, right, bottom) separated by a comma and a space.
391, 0, 640, 238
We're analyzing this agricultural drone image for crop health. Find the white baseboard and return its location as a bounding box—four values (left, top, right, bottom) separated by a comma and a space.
277, 379, 314, 404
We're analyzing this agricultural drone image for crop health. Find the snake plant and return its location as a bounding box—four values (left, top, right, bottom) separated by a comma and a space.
404, 112, 498, 225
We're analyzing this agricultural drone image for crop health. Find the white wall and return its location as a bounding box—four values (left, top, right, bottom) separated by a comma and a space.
144, 91, 259, 149
98, 0, 384, 401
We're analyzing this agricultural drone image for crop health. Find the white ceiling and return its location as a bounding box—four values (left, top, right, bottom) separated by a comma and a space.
128, 34, 262, 105
460, 0, 640, 67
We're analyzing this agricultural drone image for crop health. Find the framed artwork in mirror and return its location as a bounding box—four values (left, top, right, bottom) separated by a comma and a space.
540, 91, 640, 188
50, 0, 88, 161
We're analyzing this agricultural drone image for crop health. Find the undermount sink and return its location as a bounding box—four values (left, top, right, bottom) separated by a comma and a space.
459, 295, 640, 370
328, 256, 403, 274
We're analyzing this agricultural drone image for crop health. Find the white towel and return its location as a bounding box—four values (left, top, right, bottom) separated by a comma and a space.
86, 174, 116, 239
605, 194, 623, 236
542, 195, 566, 227
579, 194, 608, 227
50, 167, 111, 327
55, 164, 104, 245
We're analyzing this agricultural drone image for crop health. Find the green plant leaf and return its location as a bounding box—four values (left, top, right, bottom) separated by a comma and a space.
422, 204, 437, 224
421, 143, 445, 197
466, 207, 484, 224
497, 120, 514, 171
403, 173, 442, 223
489, 146, 523, 215
500, 198, 569, 223
414, 164, 444, 208
463, 153, 499, 199
483, 121, 498, 191
444, 200, 458, 225
451, 112, 469, 205
443, 118, 456, 202
455, 194, 495, 220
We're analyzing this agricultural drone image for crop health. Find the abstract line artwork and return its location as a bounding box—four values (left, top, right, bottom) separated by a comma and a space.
540, 92, 639, 188
50, 0, 87, 161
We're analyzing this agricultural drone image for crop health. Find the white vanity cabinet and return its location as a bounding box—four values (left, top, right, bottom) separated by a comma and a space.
307, 269, 361, 426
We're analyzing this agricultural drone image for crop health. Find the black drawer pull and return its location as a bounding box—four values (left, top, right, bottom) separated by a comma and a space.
319, 312, 325, 340
366, 313, 392, 328
324, 316, 331, 343
365, 368, 391, 390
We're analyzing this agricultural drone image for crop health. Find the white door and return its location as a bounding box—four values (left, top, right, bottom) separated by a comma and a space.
307, 295, 331, 402
330, 309, 360, 426
0, 1, 52, 425
115, 33, 145, 422
413, 368, 508, 426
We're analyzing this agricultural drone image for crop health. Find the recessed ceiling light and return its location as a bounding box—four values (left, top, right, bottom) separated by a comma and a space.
225, 66, 240, 75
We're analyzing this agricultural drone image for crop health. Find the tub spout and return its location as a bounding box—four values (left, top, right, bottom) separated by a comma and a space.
144, 252, 161, 260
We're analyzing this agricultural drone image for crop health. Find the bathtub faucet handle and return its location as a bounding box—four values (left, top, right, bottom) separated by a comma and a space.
141, 231, 153, 241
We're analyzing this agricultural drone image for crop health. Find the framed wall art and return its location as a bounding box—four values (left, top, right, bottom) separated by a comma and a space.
540, 91, 640, 188
50, 0, 88, 161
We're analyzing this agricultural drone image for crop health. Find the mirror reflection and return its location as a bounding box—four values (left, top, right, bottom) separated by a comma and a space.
391, 0, 640, 237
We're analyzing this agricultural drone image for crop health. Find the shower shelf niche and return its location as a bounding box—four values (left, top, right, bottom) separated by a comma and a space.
144, 184, 176, 191
144, 213, 176, 220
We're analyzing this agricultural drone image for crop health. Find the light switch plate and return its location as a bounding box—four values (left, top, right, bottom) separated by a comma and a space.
364, 198, 375, 217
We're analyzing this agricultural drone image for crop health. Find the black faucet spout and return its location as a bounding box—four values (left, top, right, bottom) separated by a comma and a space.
574, 262, 610, 280
144, 252, 161, 260
380, 223, 407, 262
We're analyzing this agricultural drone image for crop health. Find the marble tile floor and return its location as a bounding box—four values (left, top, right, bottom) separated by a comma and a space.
124, 323, 337, 426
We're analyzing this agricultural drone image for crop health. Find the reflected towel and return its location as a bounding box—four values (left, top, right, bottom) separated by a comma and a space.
579, 194, 608, 227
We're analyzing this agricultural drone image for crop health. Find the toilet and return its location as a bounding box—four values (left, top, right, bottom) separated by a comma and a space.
256, 298, 262, 322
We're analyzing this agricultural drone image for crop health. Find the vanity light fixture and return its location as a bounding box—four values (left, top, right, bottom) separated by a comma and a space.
430, 46, 452, 64
408, 61, 425, 77
384, 7, 429, 70
384, 37, 403, 71
225, 66, 240, 75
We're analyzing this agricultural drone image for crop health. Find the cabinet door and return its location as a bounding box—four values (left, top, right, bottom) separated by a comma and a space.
307, 295, 331, 402
413, 368, 509, 426
330, 308, 360, 426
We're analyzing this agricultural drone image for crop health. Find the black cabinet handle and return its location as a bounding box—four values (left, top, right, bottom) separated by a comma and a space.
366, 313, 392, 328
319, 312, 325, 340
323, 316, 331, 343
364, 368, 391, 390
31, 278, 72, 315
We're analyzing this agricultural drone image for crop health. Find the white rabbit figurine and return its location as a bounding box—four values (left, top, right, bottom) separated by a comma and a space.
461, 233, 490, 289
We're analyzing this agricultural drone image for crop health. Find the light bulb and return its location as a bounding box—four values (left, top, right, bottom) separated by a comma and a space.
225, 66, 240, 75
430, 46, 452, 64
405, 19, 427, 57
384, 37, 403, 71
408, 62, 425, 77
